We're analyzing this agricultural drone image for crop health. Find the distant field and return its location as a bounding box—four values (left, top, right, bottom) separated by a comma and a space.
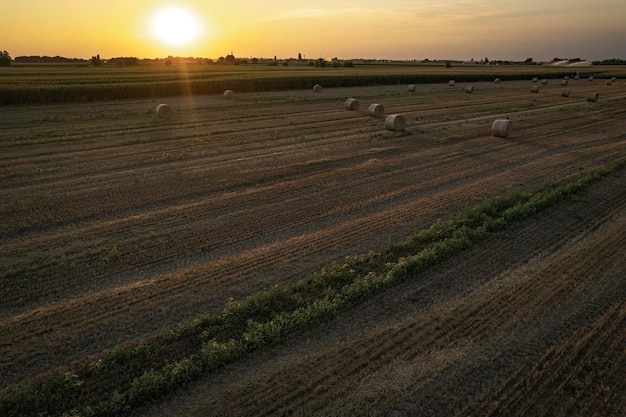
1, 70, 625, 416
1, 62, 625, 104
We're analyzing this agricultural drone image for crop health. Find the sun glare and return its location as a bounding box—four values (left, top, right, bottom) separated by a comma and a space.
150, 6, 202, 46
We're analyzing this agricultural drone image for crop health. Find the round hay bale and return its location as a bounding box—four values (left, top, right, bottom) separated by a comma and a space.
313, 84, 323, 93
561, 79, 568, 86
574, 75, 580, 80
385, 114, 406, 132
561, 88, 571, 97
344, 98, 360, 111
611, 77, 617, 82
465, 85, 474, 93
223, 89, 235, 99
491, 119, 513, 138
586, 92, 599, 102
541, 79, 548, 85
531, 85, 540, 93
564, 75, 569, 80
408, 84, 417, 93
367, 103, 385, 118
494, 78, 501, 83
605, 79, 612, 85
449, 80, 456, 86
588, 76, 594, 81
156, 103, 173, 118
532, 77, 539, 83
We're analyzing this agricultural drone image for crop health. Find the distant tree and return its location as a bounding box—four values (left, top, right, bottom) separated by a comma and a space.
110, 57, 139, 66
445, 62, 452, 68
0, 50, 12, 66
484, 56, 489, 64
298, 52, 302, 61
524, 57, 533, 65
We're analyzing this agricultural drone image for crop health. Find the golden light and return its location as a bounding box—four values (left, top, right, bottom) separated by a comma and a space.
150, 5, 202, 46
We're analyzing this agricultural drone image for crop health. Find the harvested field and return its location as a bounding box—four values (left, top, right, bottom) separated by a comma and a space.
1, 76, 625, 416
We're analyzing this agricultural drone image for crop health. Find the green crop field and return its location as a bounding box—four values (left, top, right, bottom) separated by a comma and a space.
2, 62, 624, 104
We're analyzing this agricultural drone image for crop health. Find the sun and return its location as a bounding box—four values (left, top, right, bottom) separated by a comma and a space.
150, 6, 202, 46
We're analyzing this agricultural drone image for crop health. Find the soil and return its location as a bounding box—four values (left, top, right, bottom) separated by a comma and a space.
1, 78, 625, 416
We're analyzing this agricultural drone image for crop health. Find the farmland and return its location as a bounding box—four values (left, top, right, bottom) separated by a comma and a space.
1, 64, 625, 416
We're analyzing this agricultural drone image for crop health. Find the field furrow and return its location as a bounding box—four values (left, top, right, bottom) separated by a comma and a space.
1, 76, 625, 416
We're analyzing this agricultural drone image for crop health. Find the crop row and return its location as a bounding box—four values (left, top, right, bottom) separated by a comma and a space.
1, 160, 623, 417
1, 64, 606, 105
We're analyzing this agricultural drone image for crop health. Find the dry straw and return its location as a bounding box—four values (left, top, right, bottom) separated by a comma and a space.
465, 86, 474, 93
491, 119, 513, 138
223, 89, 235, 99
561, 89, 571, 97
367, 103, 385, 118
345, 98, 360, 111
449, 80, 456, 86
408, 84, 417, 93
586, 92, 599, 102
385, 115, 406, 132
156, 103, 173, 118
531, 85, 540, 93
313, 84, 323, 93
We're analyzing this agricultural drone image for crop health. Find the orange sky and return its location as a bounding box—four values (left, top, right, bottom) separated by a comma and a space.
3, 1, 625, 61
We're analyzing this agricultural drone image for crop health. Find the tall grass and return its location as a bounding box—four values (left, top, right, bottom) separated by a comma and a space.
3, 63, 619, 105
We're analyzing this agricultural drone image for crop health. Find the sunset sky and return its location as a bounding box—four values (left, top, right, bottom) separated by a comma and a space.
3, 0, 625, 62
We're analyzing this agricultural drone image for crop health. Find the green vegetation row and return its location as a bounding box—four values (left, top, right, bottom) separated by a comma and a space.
2, 63, 616, 105
1, 160, 624, 417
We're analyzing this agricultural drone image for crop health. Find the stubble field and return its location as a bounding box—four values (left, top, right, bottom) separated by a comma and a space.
1, 69, 625, 416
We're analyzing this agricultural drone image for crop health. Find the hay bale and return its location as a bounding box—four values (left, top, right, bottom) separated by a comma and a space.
574, 75, 580, 80
408, 84, 417, 93
532, 77, 539, 83
611, 77, 617, 82
223, 89, 235, 99
465, 85, 474, 93
385, 115, 406, 131
344, 98, 360, 111
564, 76, 569, 80
367, 103, 385, 118
449, 80, 456, 86
156, 103, 173, 118
531, 85, 540, 93
561, 80, 568, 86
561, 88, 571, 97
541, 79, 548, 85
494, 78, 501, 83
588, 76, 594, 81
313, 84, 323, 93
491, 119, 513, 138
605, 79, 612, 85
586, 92, 599, 102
